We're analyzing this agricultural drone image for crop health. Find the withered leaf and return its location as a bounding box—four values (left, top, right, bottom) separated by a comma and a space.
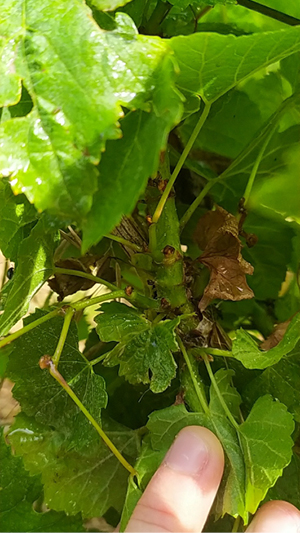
260, 318, 292, 350
194, 206, 254, 311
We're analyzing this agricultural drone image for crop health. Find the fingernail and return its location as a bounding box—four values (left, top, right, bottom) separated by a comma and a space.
163, 427, 209, 476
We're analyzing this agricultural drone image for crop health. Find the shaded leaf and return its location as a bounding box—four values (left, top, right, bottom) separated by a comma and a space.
0, 428, 83, 532
170, 27, 300, 103
8, 413, 138, 518
243, 348, 300, 422
0, 180, 37, 258
6, 310, 107, 447
239, 395, 294, 514
101, 317, 180, 393
267, 452, 300, 509
0, 217, 57, 337
232, 312, 300, 369
194, 206, 254, 310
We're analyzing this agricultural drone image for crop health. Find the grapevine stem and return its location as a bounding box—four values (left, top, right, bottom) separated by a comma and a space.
53, 267, 118, 292
48, 360, 136, 475
0, 308, 60, 348
232, 515, 242, 532
52, 307, 75, 367
177, 337, 209, 415
152, 103, 211, 224
71, 290, 126, 312
238, 120, 279, 215
105, 234, 143, 252
202, 352, 240, 431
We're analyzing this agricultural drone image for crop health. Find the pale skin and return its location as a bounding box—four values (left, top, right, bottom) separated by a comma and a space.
125, 426, 300, 532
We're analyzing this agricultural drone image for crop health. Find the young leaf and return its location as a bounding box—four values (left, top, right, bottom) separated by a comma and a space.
95, 301, 149, 342
0, 36, 21, 107
108, 319, 179, 393
170, 27, 300, 103
8, 413, 139, 518
0, 428, 83, 532
0, 1, 182, 222
91, 0, 132, 11
232, 312, 300, 369
239, 395, 294, 514
0, 217, 57, 337
6, 310, 107, 446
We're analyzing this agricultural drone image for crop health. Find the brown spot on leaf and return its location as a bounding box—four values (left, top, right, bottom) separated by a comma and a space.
194, 206, 254, 311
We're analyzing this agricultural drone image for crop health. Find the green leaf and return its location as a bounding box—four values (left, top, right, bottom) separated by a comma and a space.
232, 312, 300, 369
102, 317, 180, 393
91, 0, 133, 11
208, 370, 246, 521
243, 348, 300, 422
0, 180, 37, 258
95, 302, 149, 342
8, 413, 139, 518
119, 476, 142, 532
241, 210, 295, 300
0, 217, 57, 337
0, 428, 83, 532
81, 97, 182, 251
0, 1, 182, 222
170, 27, 300, 103
6, 310, 107, 446
239, 395, 294, 514
0, 37, 21, 106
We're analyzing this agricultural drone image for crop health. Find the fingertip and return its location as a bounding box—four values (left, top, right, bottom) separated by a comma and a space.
247, 500, 300, 532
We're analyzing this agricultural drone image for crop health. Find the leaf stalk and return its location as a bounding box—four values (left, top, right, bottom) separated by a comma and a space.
178, 337, 209, 415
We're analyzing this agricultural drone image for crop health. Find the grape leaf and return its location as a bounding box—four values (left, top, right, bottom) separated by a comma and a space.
8, 413, 139, 518
232, 312, 300, 369
243, 348, 300, 422
98, 315, 180, 393
6, 310, 107, 447
95, 302, 148, 342
239, 395, 294, 514
0, 428, 83, 532
170, 27, 300, 103
91, 0, 132, 11
81, 96, 182, 251
0, 180, 37, 258
0, 217, 57, 337
0, 0, 182, 222
0, 36, 21, 106
208, 369, 246, 521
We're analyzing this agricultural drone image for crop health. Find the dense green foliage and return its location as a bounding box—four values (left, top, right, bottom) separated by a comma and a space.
0, 0, 300, 531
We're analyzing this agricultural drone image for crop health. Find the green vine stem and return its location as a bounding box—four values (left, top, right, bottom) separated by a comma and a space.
53, 267, 118, 292
0, 308, 60, 348
179, 94, 298, 230
105, 234, 143, 252
71, 290, 126, 312
40, 357, 136, 476
232, 515, 242, 532
178, 337, 209, 415
238, 119, 279, 216
202, 352, 240, 431
152, 102, 211, 225
52, 307, 75, 367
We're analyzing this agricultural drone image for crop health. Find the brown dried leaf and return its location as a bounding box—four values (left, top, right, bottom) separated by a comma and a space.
260, 319, 292, 350
194, 206, 254, 311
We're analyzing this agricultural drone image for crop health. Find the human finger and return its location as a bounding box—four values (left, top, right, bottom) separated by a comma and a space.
246, 500, 300, 532
125, 425, 224, 532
